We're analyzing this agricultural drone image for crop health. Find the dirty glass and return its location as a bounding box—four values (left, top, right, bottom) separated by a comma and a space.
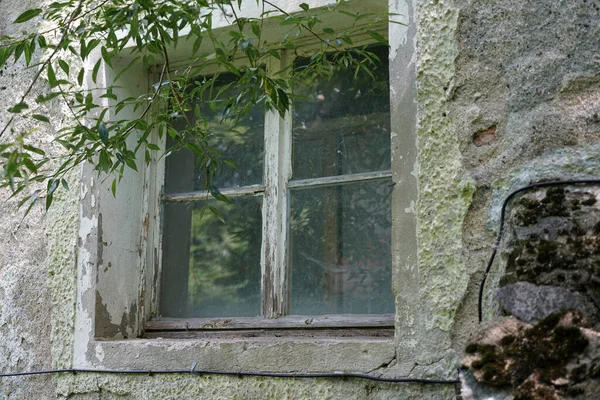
160, 196, 263, 318
289, 180, 394, 315
164, 72, 264, 193
292, 45, 390, 180
160, 72, 264, 318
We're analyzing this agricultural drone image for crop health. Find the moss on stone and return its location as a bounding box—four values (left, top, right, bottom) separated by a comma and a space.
465, 311, 590, 397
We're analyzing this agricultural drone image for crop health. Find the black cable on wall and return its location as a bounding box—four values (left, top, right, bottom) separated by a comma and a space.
478, 178, 600, 322
0, 363, 459, 385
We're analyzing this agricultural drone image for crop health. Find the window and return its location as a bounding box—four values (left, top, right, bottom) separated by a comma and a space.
152, 44, 394, 328
74, 0, 409, 373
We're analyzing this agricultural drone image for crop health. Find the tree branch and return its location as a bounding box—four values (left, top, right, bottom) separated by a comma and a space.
0, 0, 85, 140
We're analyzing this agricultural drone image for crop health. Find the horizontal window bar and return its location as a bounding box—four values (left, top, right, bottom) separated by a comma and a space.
287, 170, 392, 190
145, 314, 395, 331
162, 185, 265, 202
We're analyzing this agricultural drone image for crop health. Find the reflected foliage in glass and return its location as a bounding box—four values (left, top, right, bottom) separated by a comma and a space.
292, 46, 390, 180
160, 196, 263, 318
165, 72, 265, 193
289, 180, 394, 315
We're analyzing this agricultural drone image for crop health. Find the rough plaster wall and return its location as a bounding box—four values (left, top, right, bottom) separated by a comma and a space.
52, 374, 455, 400
0, 0, 60, 398
402, 0, 474, 376
450, 0, 600, 353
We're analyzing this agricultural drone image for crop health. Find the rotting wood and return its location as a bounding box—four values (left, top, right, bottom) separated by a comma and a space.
145, 314, 395, 331
288, 170, 392, 190
162, 185, 265, 202
143, 328, 394, 340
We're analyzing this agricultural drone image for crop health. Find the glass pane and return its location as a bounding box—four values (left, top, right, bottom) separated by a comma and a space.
289, 180, 394, 315
292, 46, 390, 180
160, 196, 263, 318
164, 73, 264, 193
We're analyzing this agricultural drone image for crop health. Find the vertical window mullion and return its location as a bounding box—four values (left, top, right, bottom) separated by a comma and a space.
261, 55, 290, 318
278, 50, 293, 316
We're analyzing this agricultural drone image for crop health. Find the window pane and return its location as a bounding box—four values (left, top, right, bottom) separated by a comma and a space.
289, 180, 394, 315
164, 73, 264, 193
292, 46, 390, 180
160, 196, 263, 318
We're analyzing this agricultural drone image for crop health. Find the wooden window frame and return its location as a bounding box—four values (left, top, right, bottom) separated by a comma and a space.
143, 33, 395, 335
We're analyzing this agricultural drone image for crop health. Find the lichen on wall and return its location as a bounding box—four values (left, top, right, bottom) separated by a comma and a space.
410, 0, 475, 364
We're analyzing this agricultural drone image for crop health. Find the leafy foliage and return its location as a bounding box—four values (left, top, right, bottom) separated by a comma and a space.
0, 0, 398, 213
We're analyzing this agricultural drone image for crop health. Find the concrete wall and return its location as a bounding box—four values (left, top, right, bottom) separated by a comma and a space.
0, 0, 598, 398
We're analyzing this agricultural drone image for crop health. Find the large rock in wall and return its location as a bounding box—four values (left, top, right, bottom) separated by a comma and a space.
461, 186, 600, 399
500, 186, 600, 325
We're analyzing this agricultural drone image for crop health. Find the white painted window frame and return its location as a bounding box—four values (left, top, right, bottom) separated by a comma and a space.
144, 32, 395, 333
71, 0, 412, 372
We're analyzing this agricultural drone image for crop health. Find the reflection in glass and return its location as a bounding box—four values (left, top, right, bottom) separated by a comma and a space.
160, 196, 263, 318
289, 180, 394, 315
165, 73, 265, 193
292, 45, 390, 180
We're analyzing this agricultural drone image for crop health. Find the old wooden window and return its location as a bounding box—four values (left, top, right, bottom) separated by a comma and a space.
150, 43, 394, 330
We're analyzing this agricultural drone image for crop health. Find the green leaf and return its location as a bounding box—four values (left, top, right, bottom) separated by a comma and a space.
208, 205, 225, 223
124, 157, 137, 172
0, 46, 14, 69
23, 144, 45, 155
32, 114, 50, 123
338, 10, 359, 19
209, 185, 231, 204
37, 35, 47, 48
367, 30, 388, 45
61, 179, 69, 190
47, 63, 58, 87
8, 102, 29, 113
146, 143, 160, 151
45, 193, 53, 210
101, 46, 112, 68
58, 59, 70, 75
21, 155, 36, 172
81, 39, 100, 60
323, 27, 335, 34
281, 16, 302, 25
14, 8, 42, 23
98, 150, 111, 172
35, 92, 61, 103
299, 3, 309, 11
23, 191, 39, 216
77, 68, 84, 86
98, 123, 109, 144
111, 178, 117, 197
251, 21, 261, 37
92, 58, 102, 84
24, 41, 32, 66
268, 49, 281, 60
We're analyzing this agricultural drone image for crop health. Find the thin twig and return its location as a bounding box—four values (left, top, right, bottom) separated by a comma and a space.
262, 0, 333, 50
0, 0, 85, 140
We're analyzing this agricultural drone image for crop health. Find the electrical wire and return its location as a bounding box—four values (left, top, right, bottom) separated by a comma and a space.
0, 363, 459, 384
478, 178, 600, 323
13, 181, 599, 383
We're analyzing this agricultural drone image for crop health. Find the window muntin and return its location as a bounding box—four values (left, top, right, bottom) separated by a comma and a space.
157, 44, 393, 324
